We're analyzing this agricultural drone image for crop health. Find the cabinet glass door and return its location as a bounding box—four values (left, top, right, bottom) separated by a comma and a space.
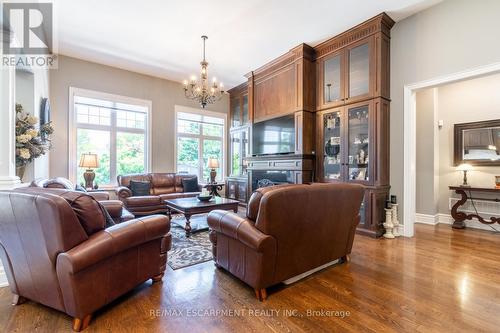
323, 111, 342, 181
231, 99, 241, 127
323, 54, 342, 104
348, 42, 370, 99
347, 105, 369, 182
230, 131, 241, 176
241, 127, 249, 174
242, 95, 249, 125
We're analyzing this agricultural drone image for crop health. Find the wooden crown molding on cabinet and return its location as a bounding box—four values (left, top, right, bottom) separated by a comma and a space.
314, 12, 395, 60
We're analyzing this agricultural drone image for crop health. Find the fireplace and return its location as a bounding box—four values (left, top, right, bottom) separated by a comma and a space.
246, 154, 315, 192
250, 170, 294, 191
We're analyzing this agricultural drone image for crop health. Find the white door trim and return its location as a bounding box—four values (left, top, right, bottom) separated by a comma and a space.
403, 61, 500, 237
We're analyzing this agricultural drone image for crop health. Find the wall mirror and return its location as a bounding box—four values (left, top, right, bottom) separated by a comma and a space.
454, 119, 500, 166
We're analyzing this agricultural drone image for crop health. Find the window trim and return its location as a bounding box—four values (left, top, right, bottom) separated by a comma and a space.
174, 105, 227, 182
68, 87, 152, 186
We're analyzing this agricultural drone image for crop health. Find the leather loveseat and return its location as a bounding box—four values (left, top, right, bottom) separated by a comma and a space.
207, 183, 364, 301
0, 187, 171, 331
116, 173, 201, 216
31, 177, 135, 223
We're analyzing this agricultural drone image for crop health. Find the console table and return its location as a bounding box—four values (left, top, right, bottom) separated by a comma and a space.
449, 186, 500, 229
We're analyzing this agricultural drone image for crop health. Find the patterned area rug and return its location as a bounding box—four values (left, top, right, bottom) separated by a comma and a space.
168, 214, 213, 270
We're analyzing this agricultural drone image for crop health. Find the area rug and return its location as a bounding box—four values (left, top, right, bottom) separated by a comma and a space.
167, 214, 213, 270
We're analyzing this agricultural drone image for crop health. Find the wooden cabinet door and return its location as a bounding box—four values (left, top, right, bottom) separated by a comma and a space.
345, 37, 374, 104
237, 181, 248, 202
227, 180, 237, 199
317, 50, 345, 110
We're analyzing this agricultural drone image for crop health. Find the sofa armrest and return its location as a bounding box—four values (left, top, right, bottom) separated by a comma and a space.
207, 210, 275, 252
57, 215, 170, 274
88, 191, 110, 201
115, 186, 132, 200
99, 200, 123, 218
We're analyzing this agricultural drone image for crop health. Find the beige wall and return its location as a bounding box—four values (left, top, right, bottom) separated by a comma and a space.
391, 0, 500, 226
415, 73, 500, 216
49, 55, 229, 182
415, 88, 439, 215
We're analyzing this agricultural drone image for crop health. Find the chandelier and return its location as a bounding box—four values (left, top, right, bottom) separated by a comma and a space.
183, 36, 225, 108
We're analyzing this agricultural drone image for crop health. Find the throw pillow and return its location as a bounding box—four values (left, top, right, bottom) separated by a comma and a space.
130, 180, 151, 196
182, 177, 199, 193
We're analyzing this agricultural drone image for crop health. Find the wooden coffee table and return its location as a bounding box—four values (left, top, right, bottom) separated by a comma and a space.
165, 197, 239, 237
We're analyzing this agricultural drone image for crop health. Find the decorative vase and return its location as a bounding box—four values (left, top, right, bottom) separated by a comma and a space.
383, 208, 395, 239
392, 203, 400, 237
16, 165, 26, 181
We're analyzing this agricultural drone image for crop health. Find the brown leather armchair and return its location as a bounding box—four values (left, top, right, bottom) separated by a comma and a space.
0, 188, 171, 331
116, 173, 202, 216
31, 177, 135, 223
207, 183, 364, 300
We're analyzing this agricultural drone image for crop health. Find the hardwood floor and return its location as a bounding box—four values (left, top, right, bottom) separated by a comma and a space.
1, 224, 499, 332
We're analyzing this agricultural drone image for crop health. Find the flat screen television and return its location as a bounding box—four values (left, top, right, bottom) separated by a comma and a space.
252, 114, 295, 156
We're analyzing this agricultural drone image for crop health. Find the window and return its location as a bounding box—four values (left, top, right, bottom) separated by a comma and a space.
69, 88, 151, 186
175, 107, 226, 182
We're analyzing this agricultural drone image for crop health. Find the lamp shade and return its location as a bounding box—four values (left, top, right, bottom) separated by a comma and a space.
457, 163, 472, 171
207, 157, 219, 169
79, 153, 99, 169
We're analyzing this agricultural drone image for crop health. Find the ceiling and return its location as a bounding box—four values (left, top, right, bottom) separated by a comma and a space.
54, 0, 441, 88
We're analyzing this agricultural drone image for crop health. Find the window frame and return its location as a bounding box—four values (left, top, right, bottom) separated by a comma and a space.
68, 87, 152, 187
174, 105, 227, 183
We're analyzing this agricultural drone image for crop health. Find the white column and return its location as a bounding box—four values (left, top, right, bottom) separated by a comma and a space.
0, 65, 21, 189
0, 65, 17, 286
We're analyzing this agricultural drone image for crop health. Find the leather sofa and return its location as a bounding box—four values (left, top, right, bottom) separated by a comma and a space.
207, 183, 364, 301
0, 187, 171, 331
116, 173, 201, 216
31, 177, 135, 223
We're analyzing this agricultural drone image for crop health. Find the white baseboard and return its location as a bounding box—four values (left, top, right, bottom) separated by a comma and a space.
415, 213, 500, 232
415, 213, 439, 225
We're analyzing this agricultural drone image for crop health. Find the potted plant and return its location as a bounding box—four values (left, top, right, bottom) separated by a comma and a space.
15, 103, 54, 180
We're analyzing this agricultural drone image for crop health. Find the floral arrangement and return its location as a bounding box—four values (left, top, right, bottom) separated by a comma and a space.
15, 103, 54, 168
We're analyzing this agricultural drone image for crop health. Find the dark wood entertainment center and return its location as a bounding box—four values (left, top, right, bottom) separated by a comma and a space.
227, 13, 394, 237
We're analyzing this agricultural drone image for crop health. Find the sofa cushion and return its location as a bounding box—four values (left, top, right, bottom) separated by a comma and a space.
182, 177, 199, 193
150, 173, 176, 195
117, 173, 151, 188
130, 180, 151, 196
125, 195, 162, 207
56, 190, 106, 236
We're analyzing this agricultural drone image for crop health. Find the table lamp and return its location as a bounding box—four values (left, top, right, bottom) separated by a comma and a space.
457, 163, 472, 187
207, 157, 219, 184
79, 153, 99, 189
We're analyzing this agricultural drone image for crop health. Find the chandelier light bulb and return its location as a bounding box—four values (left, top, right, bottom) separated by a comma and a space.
190, 75, 196, 82
212, 77, 217, 82
183, 80, 188, 86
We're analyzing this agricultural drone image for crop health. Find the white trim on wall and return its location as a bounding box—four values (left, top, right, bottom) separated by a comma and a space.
68, 87, 152, 185
403, 61, 500, 237
415, 213, 500, 233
